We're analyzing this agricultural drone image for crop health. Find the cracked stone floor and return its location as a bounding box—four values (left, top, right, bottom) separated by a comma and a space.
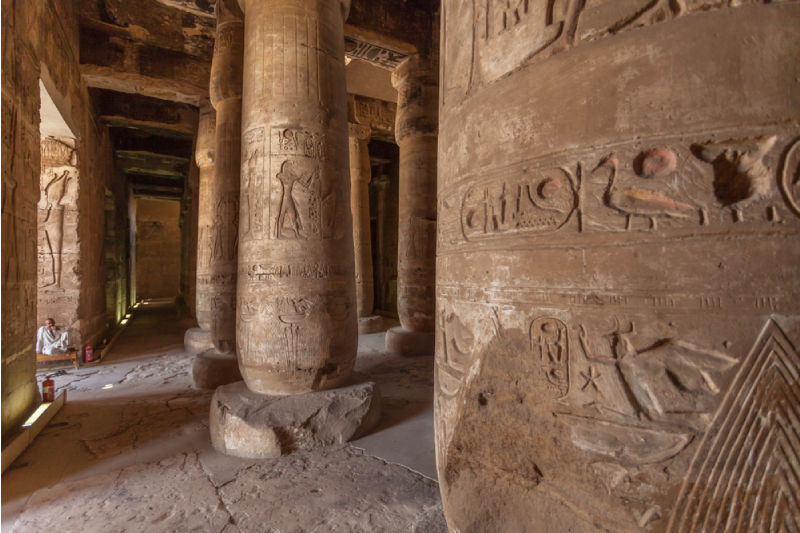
1, 305, 445, 533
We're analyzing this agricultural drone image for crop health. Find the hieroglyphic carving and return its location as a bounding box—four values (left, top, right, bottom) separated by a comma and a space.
779, 138, 800, 218
344, 37, 408, 70
477, 0, 584, 83
530, 317, 569, 397
402, 216, 437, 260
239, 261, 347, 281
667, 319, 800, 533
38, 139, 78, 289
353, 96, 397, 141
461, 166, 578, 241
241, 127, 266, 239
593, 153, 699, 230
693, 136, 777, 221
210, 191, 239, 263
270, 127, 337, 240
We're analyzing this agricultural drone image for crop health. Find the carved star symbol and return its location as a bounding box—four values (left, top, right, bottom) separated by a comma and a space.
580, 366, 603, 395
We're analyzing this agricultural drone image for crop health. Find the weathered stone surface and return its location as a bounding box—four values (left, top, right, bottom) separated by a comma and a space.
207, 0, 244, 354
192, 349, 242, 390
10, 453, 231, 533
236, 0, 358, 395
358, 315, 384, 335
386, 326, 435, 357
210, 379, 381, 458
392, 55, 438, 335
184, 327, 214, 354
135, 199, 181, 300
436, 2, 800, 532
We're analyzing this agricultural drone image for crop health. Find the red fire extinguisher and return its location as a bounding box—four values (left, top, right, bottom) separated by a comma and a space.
84, 344, 94, 363
42, 375, 55, 403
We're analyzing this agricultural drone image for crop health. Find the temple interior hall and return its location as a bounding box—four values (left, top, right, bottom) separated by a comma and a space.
2, 0, 799, 531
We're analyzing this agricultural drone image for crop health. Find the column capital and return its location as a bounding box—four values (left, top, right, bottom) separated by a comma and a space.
209, 6, 244, 108
348, 123, 371, 142
392, 54, 439, 143
238, 0, 351, 21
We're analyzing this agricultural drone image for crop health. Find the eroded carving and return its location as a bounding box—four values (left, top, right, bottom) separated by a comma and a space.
779, 138, 800, 218
668, 319, 800, 533
693, 136, 777, 220
531, 317, 570, 398
241, 128, 266, 239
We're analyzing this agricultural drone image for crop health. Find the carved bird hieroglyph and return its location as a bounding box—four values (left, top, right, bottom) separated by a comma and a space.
594, 153, 698, 230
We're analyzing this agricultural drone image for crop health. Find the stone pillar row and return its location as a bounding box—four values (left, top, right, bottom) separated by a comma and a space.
349, 122, 382, 334
209, 0, 380, 459
385, 54, 439, 356
188, 0, 245, 389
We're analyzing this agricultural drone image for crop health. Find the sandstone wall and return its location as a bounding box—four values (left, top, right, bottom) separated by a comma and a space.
2, 0, 117, 437
436, 1, 800, 531
135, 199, 181, 301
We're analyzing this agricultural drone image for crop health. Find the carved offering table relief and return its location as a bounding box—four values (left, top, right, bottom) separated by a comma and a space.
236, 0, 357, 395
384, 54, 439, 356
436, 1, 800, 531
37, 137, 80, 330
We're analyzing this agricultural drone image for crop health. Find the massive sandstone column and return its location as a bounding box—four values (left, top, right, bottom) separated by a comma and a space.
190, 0, 245, 389
184, 102, 216, 354
385, 55, 438, 356
209, 0, 379, 460
208, 0, 244, 354
436, 1, 800, 531
235, 0, 357, 395
348, 122, 382, 334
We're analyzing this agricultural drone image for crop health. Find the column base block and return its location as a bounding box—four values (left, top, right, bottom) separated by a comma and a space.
385, 327, 435, 356
192, 349, 242, 390
358, 315, 384, 334
210, 378, 381, 458
184, 328, 214, 354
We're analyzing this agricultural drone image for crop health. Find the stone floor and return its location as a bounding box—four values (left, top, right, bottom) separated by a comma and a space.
1, 306, 444, 533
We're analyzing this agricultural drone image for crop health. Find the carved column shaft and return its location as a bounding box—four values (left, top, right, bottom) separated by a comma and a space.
208, 0, 244, 353
237, 0, 357, 395
194, 102, 216, 331
392, 55, 439, 333
349, 123, 374, 318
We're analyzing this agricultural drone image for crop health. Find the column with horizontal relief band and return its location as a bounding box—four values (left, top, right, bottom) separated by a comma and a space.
385, 55, 438, 356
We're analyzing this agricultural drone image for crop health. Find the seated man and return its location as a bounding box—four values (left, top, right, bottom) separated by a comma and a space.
36, 318, 73, 355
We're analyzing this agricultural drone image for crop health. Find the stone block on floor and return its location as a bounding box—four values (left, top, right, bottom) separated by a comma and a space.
210, 378, 381, 458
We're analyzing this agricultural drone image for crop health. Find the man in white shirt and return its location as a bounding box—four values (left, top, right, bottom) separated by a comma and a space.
36, 318, 72, 355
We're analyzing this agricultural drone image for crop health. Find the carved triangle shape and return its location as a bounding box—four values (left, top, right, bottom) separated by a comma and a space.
668, 319, 800, 533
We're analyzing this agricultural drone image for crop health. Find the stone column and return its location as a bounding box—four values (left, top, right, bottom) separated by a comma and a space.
436, 1, 800, 531
208, 0, 244, 354
184, 101, 216, 355
190, 0, 244, 389
209, 0, 379, 459
349, 122, 382, 334
385, 55, 438, 356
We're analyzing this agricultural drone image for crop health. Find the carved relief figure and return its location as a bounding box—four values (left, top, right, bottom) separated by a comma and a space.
275, 161, 317, 239
211, 194, 239, 262
40, 169, 73, 288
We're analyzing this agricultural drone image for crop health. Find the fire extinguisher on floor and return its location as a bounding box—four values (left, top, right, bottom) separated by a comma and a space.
42, 375, 55, 403
84, 343, 94, 363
